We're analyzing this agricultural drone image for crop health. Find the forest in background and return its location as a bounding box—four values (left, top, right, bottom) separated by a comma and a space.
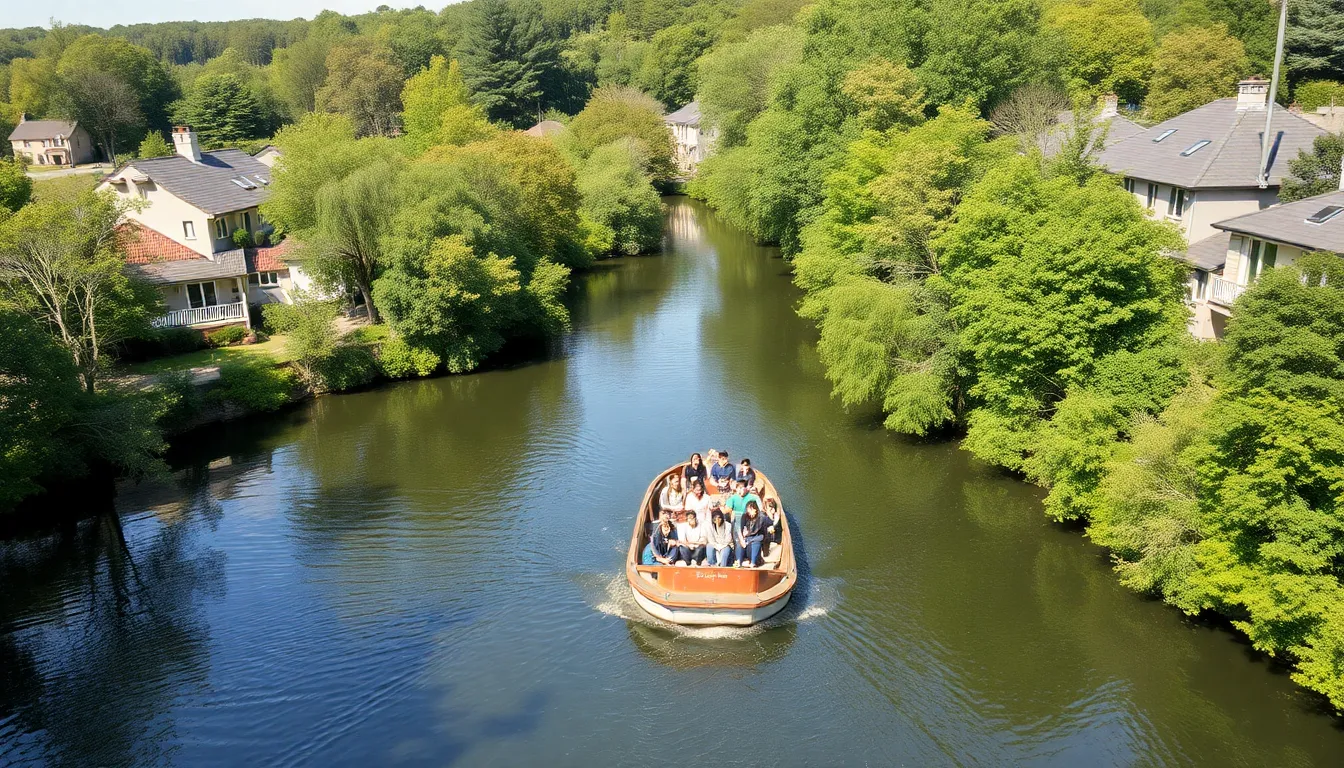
1, 0, 1344, 713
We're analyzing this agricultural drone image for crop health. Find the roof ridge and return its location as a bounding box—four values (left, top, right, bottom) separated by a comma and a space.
1190, 105, 1242, 186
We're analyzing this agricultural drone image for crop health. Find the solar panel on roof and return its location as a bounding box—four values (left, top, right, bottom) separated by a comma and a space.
1305, 205, 1343, 224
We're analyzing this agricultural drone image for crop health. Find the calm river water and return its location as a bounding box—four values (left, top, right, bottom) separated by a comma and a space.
3, 199, 1343, 766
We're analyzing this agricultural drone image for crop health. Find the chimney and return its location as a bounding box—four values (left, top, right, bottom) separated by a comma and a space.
1099, 93, 1119, 119
1237, 76, 1270, 110
172, 126, 201, 163
18, 113, 26, 123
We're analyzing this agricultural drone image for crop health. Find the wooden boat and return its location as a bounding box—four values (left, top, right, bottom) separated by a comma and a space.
626, 463, 796, 626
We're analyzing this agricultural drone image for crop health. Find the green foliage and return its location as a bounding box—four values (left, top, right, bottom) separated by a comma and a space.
634, 21, 714, 108
1287, 0, 1344, 84
0, 157, 32, 212
1144, 23, 1247, 121
401, 55, 495, 153
206, 324, 248, 347
377, 336, 442, 378
152, 369, 203, 434
317, 38, 404, 137
56, 34, 175, 130
1045, 0, 1154, 103
564, 85, 677, 183
212, 358, 296, 411
695, 25, 804, 147
1295, 79, 1344, 112
169, 73, 264, 147
456, 0, 561, 127
915, 0, 1063, 111
577, 139, 665, 256
136, 130, 173, 158
1279, 133, 1344, 204
265, 297, 340, 383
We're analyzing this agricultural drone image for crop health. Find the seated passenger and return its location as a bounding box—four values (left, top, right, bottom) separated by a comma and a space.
709, 450, 735, 495
764, 498, 784, 545
704, 508, 734, 567
676, 510, 708, 565
735, 458, 757, 488
735, 501, 767, 568
659, 474, 687, 521
683, 453, 708, 490
724, 478, 762, 533
684, 479, 711, 519
650, 519, 681, 566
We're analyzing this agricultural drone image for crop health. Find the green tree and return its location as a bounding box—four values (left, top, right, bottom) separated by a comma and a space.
1145, 23, 1247, 121
0, 190, 159, 393
300, 160, 401, 323
1279, 133, 1344, 202
401, 55, 496, 153
840, 58, 928, 134
57, 68, 143, 164
7, 57, 58, 117
136, 130, 172, 158
0, 157, 33, 211
1296, 79, 1344, 111
456, 0, 561, 126
634, 21, 714, 108
577, 138, 664, 255
695, 24, 804, 147
169, 73, 262, 148
56, 35, 175, 131
317, 39, 404, 137
1045, 0, 1154, 103
565, 85, 677, 182
915, 0, 1062, 110
269, 36, 330, 115
1287, 0, 1344, 83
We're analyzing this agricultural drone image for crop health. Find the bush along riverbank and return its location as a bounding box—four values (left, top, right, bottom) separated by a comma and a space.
692, 67, 1344, 708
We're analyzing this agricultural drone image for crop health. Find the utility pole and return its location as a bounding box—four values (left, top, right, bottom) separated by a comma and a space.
1258, 0, 1289, 188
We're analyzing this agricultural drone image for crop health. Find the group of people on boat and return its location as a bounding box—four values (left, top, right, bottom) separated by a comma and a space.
641, 451, 783, 569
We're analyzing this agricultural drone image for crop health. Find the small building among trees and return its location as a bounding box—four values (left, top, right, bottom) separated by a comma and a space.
7, 118, 97, 167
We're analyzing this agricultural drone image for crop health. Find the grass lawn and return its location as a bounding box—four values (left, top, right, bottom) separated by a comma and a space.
31, 174, 100, 202
126, 334, 292, 375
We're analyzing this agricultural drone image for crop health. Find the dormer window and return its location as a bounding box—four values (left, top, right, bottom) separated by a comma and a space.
1180, 140, 1211, 156
1153, 129, 1177, 143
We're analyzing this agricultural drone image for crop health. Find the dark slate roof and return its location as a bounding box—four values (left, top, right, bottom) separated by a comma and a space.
1212, 190, 1344, 253
1181, 232, 1231, 271
664, 101, 701, 126
1042, 112, 1145, 157
1095, 99, 1326, 189
129, 248, 247, 284
120, 150, 272, 216
8, 119, 79, 141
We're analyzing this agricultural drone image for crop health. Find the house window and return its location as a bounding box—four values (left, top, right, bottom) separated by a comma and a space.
1123, 178, 1135, 194
1167, 187, 1186, 219
1145, 183, 1158, 210
259, 271, 280, 286
183, 221, 196, 240
185, 281, 219, 309
1244, 239, 1278, 282
1189, 269, 1209, 301
243, 211, 252, 232
214, 218, 228, 239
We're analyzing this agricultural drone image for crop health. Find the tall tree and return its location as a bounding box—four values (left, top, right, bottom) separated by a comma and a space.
695, 25, 804, 147
0, 158, 32, 212
300, 161, 400, 324
457, 0, 561, 126
57, 69, 143, 164
1045, 0, 1155, 103
1145, 23, 1248, 120
316, 39, 403, 137
1287, 0, 1344, 83
169, 73, 262, 148
56, 35, 175, 131
269, 36, 330, 115
915, 0, 1063, 110
7, 57, 58, 117
564, 85, 676, 182
401, 55, 495, 153
0, 191, 159, 393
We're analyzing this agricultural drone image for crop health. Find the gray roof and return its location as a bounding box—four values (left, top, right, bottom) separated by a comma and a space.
1043, 112, 1145, 157
8, 120, 80, 141
1096, 99, 1326, 189
130, 249, 247, 284
523, 120, 564, 137
1212, 190, 1344, 253
1181, 232, 1231, 271
665, 101, 701, 126
118, 150, 272, 216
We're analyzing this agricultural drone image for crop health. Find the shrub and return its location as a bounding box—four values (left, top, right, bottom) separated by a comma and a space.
154, 370, 203, 432
231, 228, 253, 249
1296, 80, 1344, 112
312, 344, 379, 392
212, 358, 297, 412
378, 336, 441, 378
206, 325, 248, 347
157, 326, 208, 355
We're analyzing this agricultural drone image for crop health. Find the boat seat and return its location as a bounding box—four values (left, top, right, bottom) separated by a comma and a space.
762, 542, 782, 565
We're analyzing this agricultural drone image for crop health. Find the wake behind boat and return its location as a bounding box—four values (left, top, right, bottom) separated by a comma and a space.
626, 461, 796, 626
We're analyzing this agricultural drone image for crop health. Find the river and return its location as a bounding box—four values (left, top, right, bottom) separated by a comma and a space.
2, 198, 1342, 766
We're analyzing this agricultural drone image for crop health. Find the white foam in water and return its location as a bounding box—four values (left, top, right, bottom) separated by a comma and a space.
586, 571, 841, 635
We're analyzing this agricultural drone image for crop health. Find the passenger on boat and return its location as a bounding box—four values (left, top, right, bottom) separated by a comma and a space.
659, 474, 687, 521
709, 450, 735, 495
650, 519, 682, 566
676, 510, 708, 565
735, 458, 756, 488
725, 478, 761, 532
684, 479, 711, 520
735, 501, 767, 567
764, 498, 783, 545
683, 453, 708, 490
704, 509, 734, 567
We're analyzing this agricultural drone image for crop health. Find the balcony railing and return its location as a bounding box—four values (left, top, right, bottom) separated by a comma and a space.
152, 300, 246, 328
1209, 277, 1246, 306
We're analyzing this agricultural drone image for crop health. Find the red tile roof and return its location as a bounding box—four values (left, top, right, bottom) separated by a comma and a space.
247, 240, 293, 273
119, 222, 202, 264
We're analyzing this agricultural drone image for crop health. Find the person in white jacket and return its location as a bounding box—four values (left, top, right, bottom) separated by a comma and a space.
702, 507, 734, 567
676, 510, 709, 565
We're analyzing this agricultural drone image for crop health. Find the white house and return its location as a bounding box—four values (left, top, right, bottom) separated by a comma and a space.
665, 101, 716, 175
8, 117, 96, 166
98, 126, 305, 330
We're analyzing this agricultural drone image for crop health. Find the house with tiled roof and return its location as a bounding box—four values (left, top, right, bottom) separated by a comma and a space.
97, 127, 306, 330
8, 117, 96, 166
1096, 77, 1329, 339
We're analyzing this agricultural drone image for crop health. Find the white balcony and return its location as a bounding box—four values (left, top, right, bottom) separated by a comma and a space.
152, 300, 247, 328
1209, 277, 1246, 306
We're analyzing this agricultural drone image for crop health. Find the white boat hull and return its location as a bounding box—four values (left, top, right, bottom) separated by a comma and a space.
631, 587, 791, 626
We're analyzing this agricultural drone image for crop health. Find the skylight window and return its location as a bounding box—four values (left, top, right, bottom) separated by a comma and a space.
1180, 140, 1211, 156
1153, 129, 1177, 143
1305, 205, 1344, 224
229, 177, 257, 190
253, 176, 270, 186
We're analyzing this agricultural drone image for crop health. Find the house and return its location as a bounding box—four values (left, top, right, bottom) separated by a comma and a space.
98, 126, 306, 330
523, 120, 565, 138
252, 144, 282, 168
664, 101, 716, 174
7, 117, 96, 166
1043, 93, 1145, 156
1180, 184, 1344, 338
1097, 77, 1327, 244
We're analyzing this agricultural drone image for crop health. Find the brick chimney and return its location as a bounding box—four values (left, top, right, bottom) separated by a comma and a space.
1099, 93, 1119, 119
172, 125, 201, 163
1236, 76, 1270, 110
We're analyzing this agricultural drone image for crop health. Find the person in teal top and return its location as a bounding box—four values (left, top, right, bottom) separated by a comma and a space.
724, 478, 761, 535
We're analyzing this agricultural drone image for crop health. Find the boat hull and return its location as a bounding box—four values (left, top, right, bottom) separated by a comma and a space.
631, 587, 791, 626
